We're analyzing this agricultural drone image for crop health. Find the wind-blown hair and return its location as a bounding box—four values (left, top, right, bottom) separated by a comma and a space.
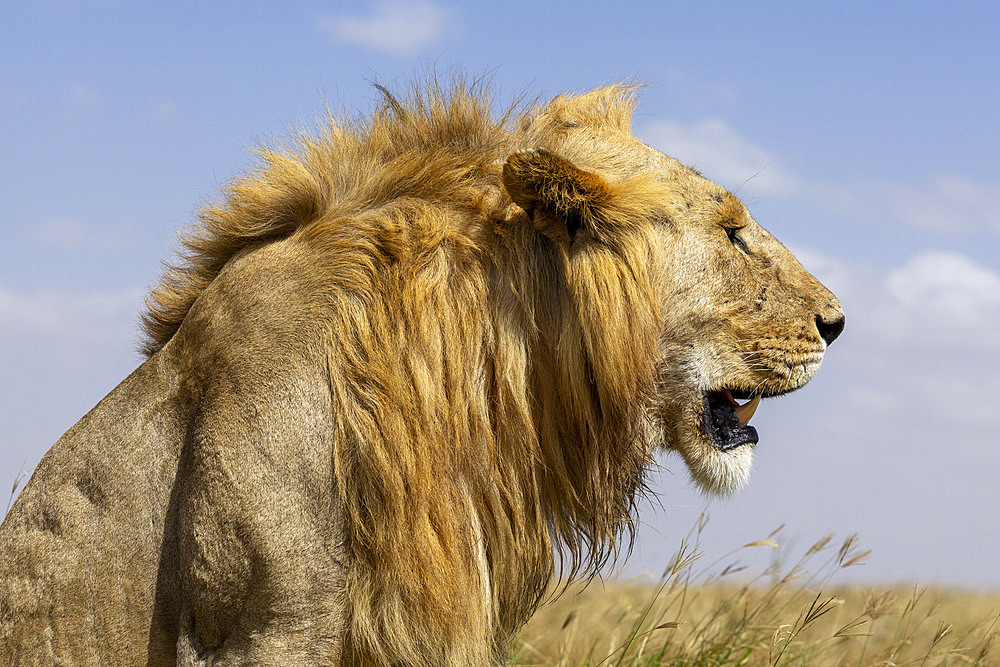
142, 79, 662, 663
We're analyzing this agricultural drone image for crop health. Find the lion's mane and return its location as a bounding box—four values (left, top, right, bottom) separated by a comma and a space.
142, 80, 662, 662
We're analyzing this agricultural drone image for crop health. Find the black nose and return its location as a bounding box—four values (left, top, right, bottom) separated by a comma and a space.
816, 314, 845, 346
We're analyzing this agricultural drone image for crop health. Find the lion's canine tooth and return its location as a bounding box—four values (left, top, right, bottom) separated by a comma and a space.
734, 396, 761, 425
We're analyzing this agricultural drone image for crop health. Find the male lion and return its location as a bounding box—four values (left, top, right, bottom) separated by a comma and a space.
0, 81, 843, 665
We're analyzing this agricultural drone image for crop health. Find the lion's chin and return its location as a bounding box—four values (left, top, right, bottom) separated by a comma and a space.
658, 392, 758, 496
664, 393, 758, 495
676, 438, 755, 496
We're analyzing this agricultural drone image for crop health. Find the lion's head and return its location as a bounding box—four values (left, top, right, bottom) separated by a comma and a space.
502, 88, 844, 496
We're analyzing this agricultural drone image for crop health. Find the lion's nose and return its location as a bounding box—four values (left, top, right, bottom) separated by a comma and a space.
815, 313, 845, 346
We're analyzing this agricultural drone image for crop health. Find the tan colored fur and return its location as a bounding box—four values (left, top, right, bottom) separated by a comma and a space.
0, 79, 842, 665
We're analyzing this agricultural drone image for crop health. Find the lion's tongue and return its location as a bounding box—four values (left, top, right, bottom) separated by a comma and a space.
734, 395, 761, 425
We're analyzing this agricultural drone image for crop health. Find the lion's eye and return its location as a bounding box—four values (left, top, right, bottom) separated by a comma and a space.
726, 226, 750, 254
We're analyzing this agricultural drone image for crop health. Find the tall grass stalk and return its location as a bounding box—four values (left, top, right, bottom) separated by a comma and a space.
514, 516, 1000, 666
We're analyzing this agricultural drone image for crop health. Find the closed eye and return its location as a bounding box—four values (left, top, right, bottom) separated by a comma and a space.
726, 226, 750, 254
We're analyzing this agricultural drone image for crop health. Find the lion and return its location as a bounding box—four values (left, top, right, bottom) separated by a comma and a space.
0, 80, 843, 665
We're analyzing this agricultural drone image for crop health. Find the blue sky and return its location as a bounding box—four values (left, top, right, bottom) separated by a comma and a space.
3, 2, 1000, 587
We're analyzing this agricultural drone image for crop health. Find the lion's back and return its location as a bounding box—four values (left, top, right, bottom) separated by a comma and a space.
0, 352, 188, 665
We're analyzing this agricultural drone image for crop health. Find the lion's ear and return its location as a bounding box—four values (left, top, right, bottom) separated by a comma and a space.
502, 148, 613, 242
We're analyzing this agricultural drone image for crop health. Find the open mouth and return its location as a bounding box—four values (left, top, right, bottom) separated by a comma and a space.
704, 390, 761, 452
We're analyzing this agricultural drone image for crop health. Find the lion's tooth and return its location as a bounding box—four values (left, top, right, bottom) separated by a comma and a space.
734, 396, 761, 426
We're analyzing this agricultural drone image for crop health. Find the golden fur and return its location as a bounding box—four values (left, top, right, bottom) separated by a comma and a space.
0, 79, 843, 665
148, 80, 660, 663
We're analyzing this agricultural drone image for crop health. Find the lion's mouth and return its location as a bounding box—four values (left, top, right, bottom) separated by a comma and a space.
704, 390, 761, 452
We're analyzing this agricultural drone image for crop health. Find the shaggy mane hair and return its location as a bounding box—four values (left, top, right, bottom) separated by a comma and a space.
143, 79, 662, 663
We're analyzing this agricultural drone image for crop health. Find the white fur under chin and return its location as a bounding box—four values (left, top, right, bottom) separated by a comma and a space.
681, 445, 755, 496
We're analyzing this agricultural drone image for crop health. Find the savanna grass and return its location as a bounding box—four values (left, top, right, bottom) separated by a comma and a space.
513, 514, 1000, 666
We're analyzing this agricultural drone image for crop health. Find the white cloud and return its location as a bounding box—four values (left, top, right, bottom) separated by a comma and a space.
151, 99, 177, 122
0, 283, 143, 344
62, 82, 100, 121
67, 81, 98, 109
639, 119, 796, 197
318, 1, 455, 56
660, 64, 741, 105
883, 175, 1000, 235
887, 252, 1000, 318
870, 251, 1000, 352
22, 219, 134, 251
0, 286, 56, 333
809, 174, 1000, 237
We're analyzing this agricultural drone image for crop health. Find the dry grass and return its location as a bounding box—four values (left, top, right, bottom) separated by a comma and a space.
513, 515, 1000, 666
